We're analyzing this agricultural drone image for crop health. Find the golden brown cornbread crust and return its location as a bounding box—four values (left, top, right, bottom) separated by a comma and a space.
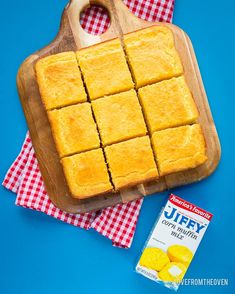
48, 103, 100, 158
92, 90, 147, 146
138, 76, 199, 133
124, 26, 183, 88
152, 124, 207, 176
61, 149, 112, 199
105, 137, 159, 190
35, 51, 87, 110
77, 38, 134, 100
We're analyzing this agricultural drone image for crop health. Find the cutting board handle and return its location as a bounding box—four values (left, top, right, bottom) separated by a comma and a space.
65, 0, 150, 48
65, 0, 119, 48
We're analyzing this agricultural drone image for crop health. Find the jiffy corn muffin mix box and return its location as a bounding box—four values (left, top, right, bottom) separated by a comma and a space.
136, 194, 213, 291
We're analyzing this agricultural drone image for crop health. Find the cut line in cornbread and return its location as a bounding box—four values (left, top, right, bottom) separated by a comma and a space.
124, 26, 183, 88
77, 39, 134, 100
61, 149, 112, 199
48, 103, 100, 158
152, 124, 207, 176
92, 90, 147, 146
35, 51, 87, 110
105, 136, 158, 190
138, 76, 199, 133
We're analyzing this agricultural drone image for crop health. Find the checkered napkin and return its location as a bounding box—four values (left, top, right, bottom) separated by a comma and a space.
2, 0, 174, 248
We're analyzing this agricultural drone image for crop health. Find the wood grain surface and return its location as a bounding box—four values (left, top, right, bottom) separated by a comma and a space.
17, 0, 221, 213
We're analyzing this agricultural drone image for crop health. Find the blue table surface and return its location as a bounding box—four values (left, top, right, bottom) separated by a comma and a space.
0, 1, 234, 293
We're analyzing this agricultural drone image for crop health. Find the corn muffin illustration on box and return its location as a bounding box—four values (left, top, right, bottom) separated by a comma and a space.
136, 194, 213, 291
158, 262, 187, 283
139, 247, 169, 271
167, 245, 193, 266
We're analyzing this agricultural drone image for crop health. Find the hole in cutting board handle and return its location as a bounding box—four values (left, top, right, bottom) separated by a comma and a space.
79, 5, 111, 35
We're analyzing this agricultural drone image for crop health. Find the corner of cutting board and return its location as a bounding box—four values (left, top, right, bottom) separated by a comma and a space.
166, 23, 187, 35
17, 54, 39, 87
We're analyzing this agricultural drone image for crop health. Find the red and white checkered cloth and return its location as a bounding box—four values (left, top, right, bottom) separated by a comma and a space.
2, 0, 174, 248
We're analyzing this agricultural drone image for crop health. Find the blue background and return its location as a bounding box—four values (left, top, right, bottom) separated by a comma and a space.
0, 0, 234, 293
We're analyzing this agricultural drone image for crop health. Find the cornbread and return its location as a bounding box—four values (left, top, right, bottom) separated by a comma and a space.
136, 194, 213, 290
124, 26, 183, 88
77, 39, 134, 100
48, 103, 100, 157
158, 262, 186, 282
139, 248, 170, 272
34, 26, 209, 201
167, 245, 193, 266
105, 136, 158, 189
152, 124, 207, 176
61, 149, 112, 199
92, 90, 147, 146
138, 76, 199, 133
35, 51, 86, 110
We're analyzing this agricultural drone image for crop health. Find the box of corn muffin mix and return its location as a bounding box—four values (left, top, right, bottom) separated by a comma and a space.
136, 194, 213, 291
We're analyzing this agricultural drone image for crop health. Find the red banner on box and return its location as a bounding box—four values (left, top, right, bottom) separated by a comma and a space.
169, 194, 213, 221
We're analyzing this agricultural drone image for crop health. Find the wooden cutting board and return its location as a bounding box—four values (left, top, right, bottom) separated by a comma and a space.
17, 0, 221, 213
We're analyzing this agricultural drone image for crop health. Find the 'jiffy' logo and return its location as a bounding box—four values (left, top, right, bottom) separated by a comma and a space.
164, 206, 205, 234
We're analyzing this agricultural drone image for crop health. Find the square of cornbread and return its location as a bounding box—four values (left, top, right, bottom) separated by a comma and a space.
77, 39, 134, 100
92, 90, 147, 146
138, 76, 199, 133
35, 51, 87, 110
124, 26, 183, 88
152, 124, 207, 176
105, 136, 158, 190
61, 149, 112, 199
48, 103, 100, 157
